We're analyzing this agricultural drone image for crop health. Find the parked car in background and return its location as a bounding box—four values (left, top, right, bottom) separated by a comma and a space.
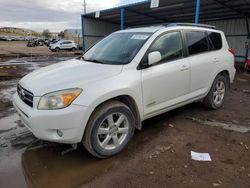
27, 40, 35, 47
0, 36, 6, 41
245, 58, 250, 71
13, 23, 235, 158
44, 38, 49, 46
47, 39, 59, 47
49, 40, 77, 52
27, 39, 45, 47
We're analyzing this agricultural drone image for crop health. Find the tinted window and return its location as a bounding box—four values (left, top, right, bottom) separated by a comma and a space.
186, 31, 209, 55
207, 32, 222, 50
149, 32, 183, 63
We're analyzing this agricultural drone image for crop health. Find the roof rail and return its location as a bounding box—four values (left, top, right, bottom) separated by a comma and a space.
166, 23, 216, 29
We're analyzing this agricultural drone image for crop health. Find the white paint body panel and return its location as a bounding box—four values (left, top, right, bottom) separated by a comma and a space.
13, 26, 236, 144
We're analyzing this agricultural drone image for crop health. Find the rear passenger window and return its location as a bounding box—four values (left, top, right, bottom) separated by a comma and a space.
207, 32, 222, 50
186, 31, 209, 55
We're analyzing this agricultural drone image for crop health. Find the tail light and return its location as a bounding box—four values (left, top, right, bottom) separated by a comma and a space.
228, 48, 235, 56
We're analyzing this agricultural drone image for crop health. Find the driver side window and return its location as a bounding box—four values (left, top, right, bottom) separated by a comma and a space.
149, 31, 183, 63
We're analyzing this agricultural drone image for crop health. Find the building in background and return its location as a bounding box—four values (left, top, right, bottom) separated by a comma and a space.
50, 32, 59, 39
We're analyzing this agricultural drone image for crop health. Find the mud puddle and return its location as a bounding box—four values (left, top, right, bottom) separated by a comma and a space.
20, 117, 164, 188
22, 146, 116, 188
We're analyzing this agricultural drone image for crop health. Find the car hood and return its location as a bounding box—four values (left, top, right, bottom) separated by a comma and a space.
19, 59, 123, 96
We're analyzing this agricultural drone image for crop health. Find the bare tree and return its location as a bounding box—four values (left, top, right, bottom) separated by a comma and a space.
42, 29, 51, 38
58, 31, 64, 38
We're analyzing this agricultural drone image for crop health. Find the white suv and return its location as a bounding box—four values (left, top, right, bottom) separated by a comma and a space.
49, 40, 77, 52
13, 24, 235, 158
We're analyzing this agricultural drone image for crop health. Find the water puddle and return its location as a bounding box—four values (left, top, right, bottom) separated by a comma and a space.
22, 146, 116, 188
0, 113, 19, 132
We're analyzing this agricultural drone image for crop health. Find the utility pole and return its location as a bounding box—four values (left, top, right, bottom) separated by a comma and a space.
83, 0, 86, 14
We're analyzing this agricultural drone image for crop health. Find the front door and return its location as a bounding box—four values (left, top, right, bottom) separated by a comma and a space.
142, 31, 190, 116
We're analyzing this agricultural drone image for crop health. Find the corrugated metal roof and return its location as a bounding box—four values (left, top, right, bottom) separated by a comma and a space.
82, 0, 250, 26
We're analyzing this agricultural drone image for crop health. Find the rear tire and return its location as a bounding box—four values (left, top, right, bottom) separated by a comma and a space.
203, 75, 229, 109
72, 47, 77, 52
55, 47, 60, 52
83, 100, 135, 158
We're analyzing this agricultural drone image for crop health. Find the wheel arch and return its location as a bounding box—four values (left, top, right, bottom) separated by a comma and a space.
88, 95, 142, 130
204, 69, 231, 99
216, 69, 230, 87
209, 69, 230, 89
203, 69, 230, 109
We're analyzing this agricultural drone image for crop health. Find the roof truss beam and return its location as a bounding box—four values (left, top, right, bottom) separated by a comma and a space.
213, 0, 249, 17
124, 8, 169, 23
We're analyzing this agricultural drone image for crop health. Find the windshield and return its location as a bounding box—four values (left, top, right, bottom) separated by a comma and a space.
83, 32, 151, 65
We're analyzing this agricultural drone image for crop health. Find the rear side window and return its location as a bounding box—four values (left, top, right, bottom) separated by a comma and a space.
62, 41, 71, 44
207, 32, 222, 50
185, 31, 209, 55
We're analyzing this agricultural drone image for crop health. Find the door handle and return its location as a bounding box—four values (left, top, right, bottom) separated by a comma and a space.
180, 64, 189, 71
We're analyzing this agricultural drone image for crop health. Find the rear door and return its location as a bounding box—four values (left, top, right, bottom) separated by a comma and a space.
184, 30, 217, 96
60, 41, 71, 49
65, 41, 73, 49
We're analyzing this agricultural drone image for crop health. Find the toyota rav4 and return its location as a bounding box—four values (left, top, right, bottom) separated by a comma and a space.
13, 23, 236, 158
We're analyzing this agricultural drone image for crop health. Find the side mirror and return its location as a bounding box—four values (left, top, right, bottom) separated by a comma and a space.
148, 51, 162, 66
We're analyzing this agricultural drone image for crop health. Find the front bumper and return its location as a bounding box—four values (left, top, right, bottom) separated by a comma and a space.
13, 92, 91, 144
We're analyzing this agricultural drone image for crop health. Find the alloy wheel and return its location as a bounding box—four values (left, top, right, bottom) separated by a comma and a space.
97, 113, 129, 150
213, 80, 225, 105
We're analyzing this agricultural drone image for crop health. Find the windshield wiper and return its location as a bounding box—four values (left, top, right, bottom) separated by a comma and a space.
82, 56, 107, 64
91, 59, 105, 64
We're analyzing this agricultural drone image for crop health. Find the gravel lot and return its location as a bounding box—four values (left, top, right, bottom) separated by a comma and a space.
0, 41, 81, 59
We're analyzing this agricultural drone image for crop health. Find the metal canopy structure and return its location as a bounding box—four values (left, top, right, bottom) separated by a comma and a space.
83, 0, 250, 28
81, 0, 250, 62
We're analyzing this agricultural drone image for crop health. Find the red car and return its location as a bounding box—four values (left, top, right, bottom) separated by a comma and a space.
245, 58, 250, 71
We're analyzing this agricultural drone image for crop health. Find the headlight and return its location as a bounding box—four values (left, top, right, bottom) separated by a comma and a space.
38, 88, 82, 110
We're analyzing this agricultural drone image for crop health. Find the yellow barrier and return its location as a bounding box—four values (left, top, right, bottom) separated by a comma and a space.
0, 66, 17, 69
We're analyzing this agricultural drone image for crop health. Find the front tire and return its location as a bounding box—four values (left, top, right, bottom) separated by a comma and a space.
203, 75, 229, 109
83, 100, 135, 158
55, 47, 60, 52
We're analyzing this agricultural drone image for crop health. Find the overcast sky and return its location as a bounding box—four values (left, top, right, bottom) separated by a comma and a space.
0, 0, 144, 32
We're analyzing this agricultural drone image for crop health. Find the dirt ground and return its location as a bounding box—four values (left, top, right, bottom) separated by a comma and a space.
0, 41, 81, 59
0, 57, 250, 188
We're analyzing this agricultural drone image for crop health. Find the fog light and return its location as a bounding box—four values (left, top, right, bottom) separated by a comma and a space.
57, 130, 63, 137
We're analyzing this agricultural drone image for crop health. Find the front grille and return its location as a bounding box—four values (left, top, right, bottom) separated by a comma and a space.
17, 84, 34, 107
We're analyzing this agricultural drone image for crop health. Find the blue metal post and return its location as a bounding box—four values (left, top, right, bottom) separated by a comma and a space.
120, 8, 124, 30
81, 15, 85, 52
195, 0, 201, 24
